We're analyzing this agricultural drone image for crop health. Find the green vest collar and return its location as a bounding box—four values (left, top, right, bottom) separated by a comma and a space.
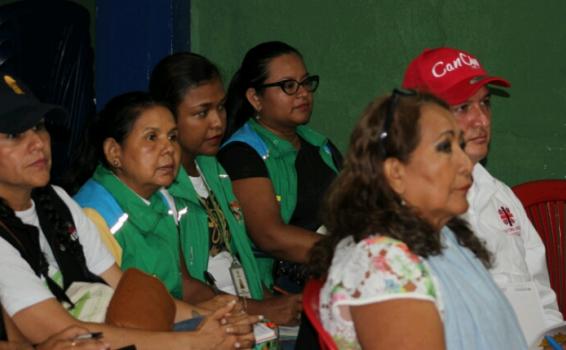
92, 165, 171, 235
248, 119, 329, 157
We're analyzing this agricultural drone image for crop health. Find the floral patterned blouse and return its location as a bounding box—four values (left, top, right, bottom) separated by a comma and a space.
319, 228, 527, 350
319, 235, 443, 350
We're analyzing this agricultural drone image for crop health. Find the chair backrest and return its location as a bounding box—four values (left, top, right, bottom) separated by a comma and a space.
512, 179, 566, 315
303, 278, 338, 350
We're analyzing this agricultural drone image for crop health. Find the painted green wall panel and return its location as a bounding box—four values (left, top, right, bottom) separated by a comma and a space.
191, 0, 566, 185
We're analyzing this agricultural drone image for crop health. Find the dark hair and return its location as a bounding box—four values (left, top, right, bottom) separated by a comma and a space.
65, 91, 167, 193
149, 52, 221, 117
224, 41, 302, 139
310, 92, 491, 276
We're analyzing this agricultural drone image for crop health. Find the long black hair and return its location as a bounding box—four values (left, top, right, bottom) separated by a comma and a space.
149, 52, 221, 118
65, 91, 167, 194
310, 91, 491, 276
224, 41, 302, 139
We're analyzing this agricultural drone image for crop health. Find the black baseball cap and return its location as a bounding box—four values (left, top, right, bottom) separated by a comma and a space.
0, 73, 67, 134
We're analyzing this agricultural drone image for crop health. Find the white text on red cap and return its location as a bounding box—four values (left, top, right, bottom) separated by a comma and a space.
432, 52, 481, 78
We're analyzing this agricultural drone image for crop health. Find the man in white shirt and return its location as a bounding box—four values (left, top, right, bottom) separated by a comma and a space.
402, 47, 563, 333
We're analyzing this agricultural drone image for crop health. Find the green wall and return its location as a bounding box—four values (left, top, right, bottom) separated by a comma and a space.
191, 0, 566, 186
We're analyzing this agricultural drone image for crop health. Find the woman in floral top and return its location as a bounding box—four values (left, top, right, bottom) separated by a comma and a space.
310, 91, 527, 349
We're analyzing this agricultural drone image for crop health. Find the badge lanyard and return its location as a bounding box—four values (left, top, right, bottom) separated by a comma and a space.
196, 169, 252, 299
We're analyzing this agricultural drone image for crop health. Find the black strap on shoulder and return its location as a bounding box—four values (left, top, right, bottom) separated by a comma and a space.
0, 216, 42, 276
0, 202, 75, 307
0, 186, 105, 309
32, 186, 105, 290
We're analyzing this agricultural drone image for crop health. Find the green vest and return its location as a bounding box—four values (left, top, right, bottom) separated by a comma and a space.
248, 119, 338, 222
224, 119, 339, 283
168, 156, 268, 299
90, 165, 183, 298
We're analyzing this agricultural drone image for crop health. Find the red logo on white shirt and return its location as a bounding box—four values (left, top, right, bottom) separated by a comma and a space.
498, 206, 515, 226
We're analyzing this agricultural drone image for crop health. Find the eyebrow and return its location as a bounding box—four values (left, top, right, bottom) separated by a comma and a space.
436, 129, 456, 141
193, 102, 212, 109
272, 72, 310, 81
451, 92, 492, 108
142, 126, 167, 133
142, 126, 178, 135
192, 97, 226, 109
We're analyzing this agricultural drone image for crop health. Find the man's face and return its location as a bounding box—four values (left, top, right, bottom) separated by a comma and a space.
449, 86, 492, 164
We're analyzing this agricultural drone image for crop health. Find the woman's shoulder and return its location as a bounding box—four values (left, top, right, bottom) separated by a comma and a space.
217, 143, 269, 180
223, 121, 269, 157
326, 234, 436, 302
72, 181, 124, 227
50, 184, 72, 201
334, 234, 423, 270
50, 185, 89, 214
218, 141, 263, 161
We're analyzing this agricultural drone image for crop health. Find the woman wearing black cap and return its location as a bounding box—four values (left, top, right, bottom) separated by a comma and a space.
0, 73, 256, 350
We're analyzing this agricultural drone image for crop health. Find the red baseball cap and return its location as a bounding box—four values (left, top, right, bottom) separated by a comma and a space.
402, 47, 510, 105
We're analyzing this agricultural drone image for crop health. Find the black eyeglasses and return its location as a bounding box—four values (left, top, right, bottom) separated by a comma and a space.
380, 88, 417, 156
256, 75, 320, 95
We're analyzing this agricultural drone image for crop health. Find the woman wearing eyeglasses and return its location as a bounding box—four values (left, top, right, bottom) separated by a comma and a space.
219, 42, 341, 299
311, 91, 527, 349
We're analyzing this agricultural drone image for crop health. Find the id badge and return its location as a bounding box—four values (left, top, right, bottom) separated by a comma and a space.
230, 259, 252, 298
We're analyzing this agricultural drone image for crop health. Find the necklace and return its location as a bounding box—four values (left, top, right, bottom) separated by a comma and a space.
193, 170, 233, 256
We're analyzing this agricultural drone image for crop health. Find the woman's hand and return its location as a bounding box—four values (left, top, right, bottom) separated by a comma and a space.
194, 301, 260, 350
224, 312, 261, 349
256, 294, 303, 326
35, 326, 110, 350
196, 294, 244, 314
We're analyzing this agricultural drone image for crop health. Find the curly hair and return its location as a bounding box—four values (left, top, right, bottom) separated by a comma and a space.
310, 91, 491, 276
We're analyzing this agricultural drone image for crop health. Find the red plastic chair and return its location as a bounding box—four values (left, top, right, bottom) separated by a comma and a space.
303, 278, 338, 350
512, 179, 566, 315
